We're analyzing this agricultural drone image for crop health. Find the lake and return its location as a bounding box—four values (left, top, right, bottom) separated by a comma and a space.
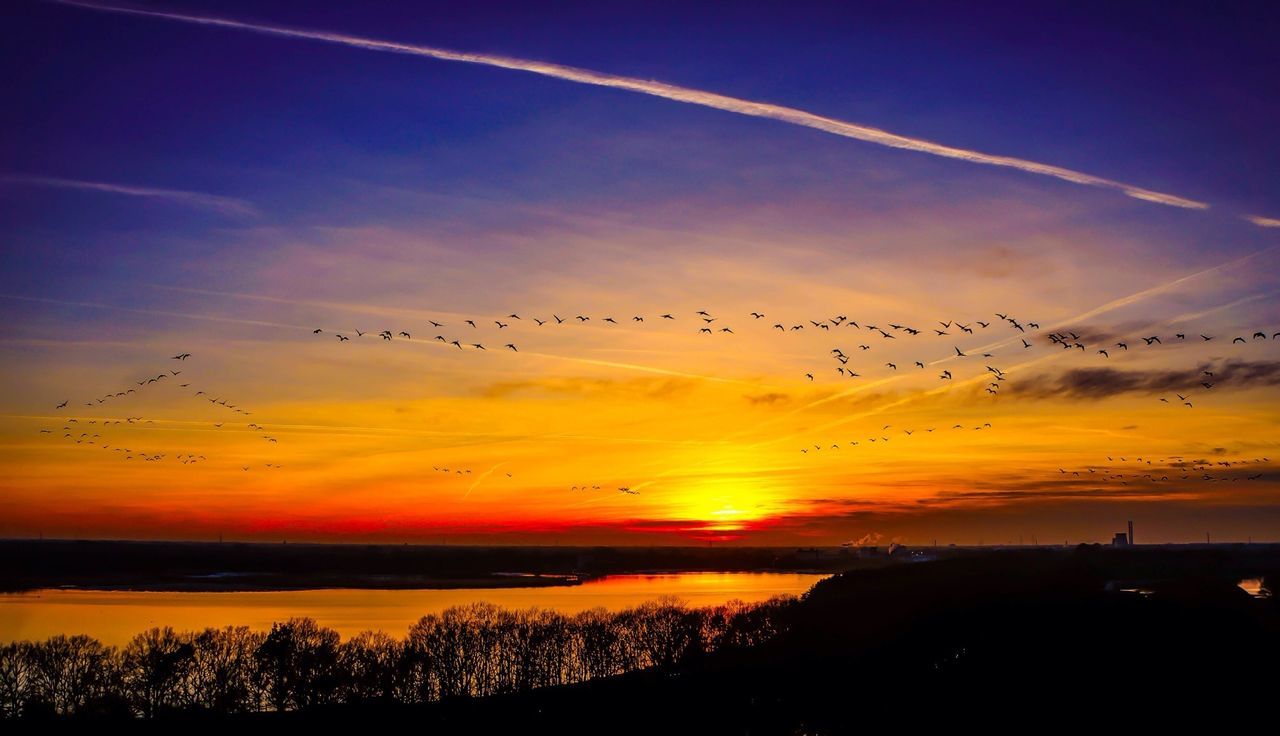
0, 572, 828, 647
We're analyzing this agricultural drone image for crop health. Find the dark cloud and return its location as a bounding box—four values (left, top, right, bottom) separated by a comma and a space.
1010, 359, 1280, 399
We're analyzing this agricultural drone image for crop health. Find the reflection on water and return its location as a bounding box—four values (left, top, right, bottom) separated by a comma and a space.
1238, 578, 1271, 598
0, 572, 827, 647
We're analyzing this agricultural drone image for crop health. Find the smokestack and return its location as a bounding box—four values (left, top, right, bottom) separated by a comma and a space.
1127, 520, 1134, 546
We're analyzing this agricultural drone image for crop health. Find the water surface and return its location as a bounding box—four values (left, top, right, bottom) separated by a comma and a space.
0, 572, 826, 646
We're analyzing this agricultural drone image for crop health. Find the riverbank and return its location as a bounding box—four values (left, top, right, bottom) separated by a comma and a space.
1, 539, 891, 593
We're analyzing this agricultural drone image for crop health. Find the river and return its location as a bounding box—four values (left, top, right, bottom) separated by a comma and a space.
0, 572, 828, 646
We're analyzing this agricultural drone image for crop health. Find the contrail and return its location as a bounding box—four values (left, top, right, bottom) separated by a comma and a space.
0, 174, 256, 218
55, 0, 1221, 212
462, 462, 506, 500
0, 293, 307, 330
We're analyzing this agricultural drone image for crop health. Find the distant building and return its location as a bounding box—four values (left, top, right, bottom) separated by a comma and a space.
1112, 532, 1130, 547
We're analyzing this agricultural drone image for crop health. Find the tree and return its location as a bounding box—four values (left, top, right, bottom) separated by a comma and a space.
121, 627, 195, 717
0, 642, 31, 719
189, 626, 265, 714
24, 635, 119, 716
338, 630, 402, 703
255, 618, 340, 711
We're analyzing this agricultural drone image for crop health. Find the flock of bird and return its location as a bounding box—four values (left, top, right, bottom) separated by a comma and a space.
38, 306, 1277, 493
42, 354, 282, 471
1052, 455, 1272, 485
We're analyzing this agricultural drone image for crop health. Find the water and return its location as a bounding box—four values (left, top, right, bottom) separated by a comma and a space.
0, 572, 827, 647
1238, 577, 1270, 599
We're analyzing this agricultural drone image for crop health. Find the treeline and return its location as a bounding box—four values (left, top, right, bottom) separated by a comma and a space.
0, 596, 794, 719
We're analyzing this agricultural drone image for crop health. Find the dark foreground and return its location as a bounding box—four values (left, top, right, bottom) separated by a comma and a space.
16, 544, 1278, 731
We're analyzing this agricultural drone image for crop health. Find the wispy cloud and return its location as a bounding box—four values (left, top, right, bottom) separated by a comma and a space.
56, 0, 1223, 213
0, 174, 256, 217
1246, 215, 1280, 228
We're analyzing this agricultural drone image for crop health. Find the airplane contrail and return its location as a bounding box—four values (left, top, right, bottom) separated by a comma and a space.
462, 462, 506, 500
0, 174, 256, 218
55, 0, 1227, 213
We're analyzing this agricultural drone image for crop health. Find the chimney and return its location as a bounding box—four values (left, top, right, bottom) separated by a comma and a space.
1127, 520, 1134, 546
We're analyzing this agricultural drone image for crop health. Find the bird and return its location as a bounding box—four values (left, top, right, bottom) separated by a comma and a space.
1022, 339, 1031, 349
505, 344, 518, 351
172, 353, 191, 360
954, 346, 966, 357
429, 321, 443, 328
805, 373, 814, 381
534, 318, 546, 326
661, 314, 674, 320
312, 329, 322, 334
56, 400, 68, 409
554, 315, 566, 324
886, 363, 897, 370
915, 361, 924, 369
1099, 349, 1109, 358
466, 320, 477, 328
1232, 337, 1246, 344
495, 321, 508, 329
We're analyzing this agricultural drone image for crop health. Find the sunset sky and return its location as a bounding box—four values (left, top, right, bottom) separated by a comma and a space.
2, 0, 1278, 546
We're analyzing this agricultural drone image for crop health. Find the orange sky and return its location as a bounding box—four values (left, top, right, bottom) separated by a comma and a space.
3, 207, 1278, 546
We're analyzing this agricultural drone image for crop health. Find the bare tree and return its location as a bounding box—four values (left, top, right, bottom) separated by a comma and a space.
121, 626, 196, 717
0, 643, 31, 719
189, 626, 265, 714
24, 635, 120, 716
255, 618, 341, 711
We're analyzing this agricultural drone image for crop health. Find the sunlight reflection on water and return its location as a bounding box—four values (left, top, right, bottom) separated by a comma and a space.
0, 572, 827, 646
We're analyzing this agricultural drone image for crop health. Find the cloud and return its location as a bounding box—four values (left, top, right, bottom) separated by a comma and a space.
1246, 215, 1280, 228
57, 0, 1220, 212
1011, 359, 1280, 399
480, 376, 695, 400
745, 392, 790, 405
0, 174, 256, 217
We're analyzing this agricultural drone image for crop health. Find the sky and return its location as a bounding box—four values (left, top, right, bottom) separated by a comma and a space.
1, 0, 1278, 546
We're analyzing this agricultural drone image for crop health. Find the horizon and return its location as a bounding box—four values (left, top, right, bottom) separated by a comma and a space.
3, 0, 1279, 547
